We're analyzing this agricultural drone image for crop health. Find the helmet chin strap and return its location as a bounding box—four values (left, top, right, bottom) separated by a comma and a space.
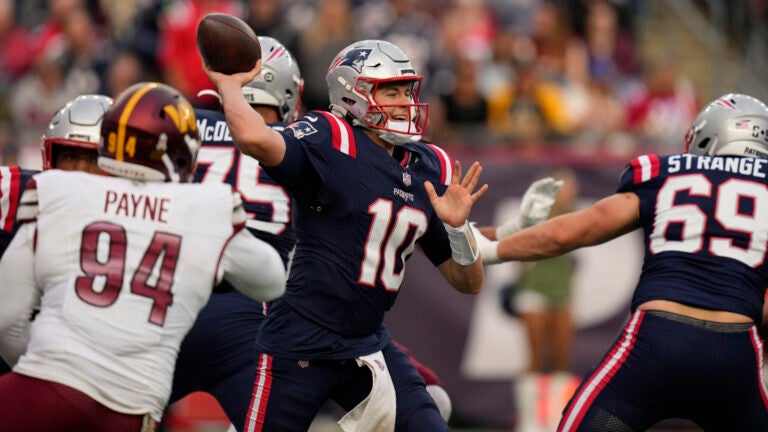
329, 104, 422, 145
369, 118, 421, 145
376, 129, 421, 146
716, 140, 768, 158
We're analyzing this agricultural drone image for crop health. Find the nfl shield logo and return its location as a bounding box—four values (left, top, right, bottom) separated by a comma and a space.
298, 360, 309, 368
402, 172, 411, 186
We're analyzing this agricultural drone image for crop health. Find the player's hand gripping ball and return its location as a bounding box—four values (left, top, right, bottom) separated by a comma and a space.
196, 13, 261, 75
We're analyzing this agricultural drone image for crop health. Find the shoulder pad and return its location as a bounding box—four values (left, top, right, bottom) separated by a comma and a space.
286, 111, 357, 157
424, 144, 454, 186
627, 154, 661, 184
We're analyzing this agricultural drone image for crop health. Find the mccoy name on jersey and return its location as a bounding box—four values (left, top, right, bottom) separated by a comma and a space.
619, 153, 768, 322
256, 110, 455, 359
194, 108, 295, 265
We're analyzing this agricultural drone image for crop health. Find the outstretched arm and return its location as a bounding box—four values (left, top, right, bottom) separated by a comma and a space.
478, 177, 564, 240
220, 229, 286, 302
425, 161, 489, 294
203, 62, 286, 166
496, 192, 641, 261
470, 176, 563, 263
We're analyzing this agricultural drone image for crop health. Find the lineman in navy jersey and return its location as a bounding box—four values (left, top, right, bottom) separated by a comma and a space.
168, 36, 301, 430
482, 93, 768, 430
207, 39, 487, 430
168, 110, 296, 429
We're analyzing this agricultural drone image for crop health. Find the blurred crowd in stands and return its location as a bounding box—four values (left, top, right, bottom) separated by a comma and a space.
0, 0, 760, 169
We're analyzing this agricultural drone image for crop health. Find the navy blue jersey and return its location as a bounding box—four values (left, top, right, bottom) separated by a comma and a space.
0, 166, 37, 257
257, 110, 454, 359
194, 108, 296, 265
169, 110, 296, 425
617, 154, 768, 323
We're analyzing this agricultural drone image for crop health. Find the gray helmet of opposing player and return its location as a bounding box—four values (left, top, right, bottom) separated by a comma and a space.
41, 94, 113, 170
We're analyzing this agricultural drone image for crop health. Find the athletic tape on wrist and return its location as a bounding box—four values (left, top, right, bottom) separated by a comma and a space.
445, 220, 479, 265
470, 223, 501, 264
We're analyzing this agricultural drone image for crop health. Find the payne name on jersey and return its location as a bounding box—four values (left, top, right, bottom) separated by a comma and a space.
104, 190, 171, 223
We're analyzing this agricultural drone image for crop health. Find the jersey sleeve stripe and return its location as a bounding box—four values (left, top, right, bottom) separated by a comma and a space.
632, 154, 660, 184
317, 111, 356, 158
426, 144, 453, 185
0, 166, 21, 232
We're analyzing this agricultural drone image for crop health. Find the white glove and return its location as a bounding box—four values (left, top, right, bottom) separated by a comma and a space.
426, 384, 452, 422
496, 177, 564, 239
470, 223, 501, 264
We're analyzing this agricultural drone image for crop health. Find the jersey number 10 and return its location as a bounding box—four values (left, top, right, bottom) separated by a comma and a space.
359, 199, 428, 291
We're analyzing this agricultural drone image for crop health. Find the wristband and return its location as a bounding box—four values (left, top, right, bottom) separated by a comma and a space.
444, 220, 479, 265
470, 223, 501, 264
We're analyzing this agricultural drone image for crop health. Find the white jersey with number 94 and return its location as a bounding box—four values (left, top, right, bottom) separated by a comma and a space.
0, 170, 285, 422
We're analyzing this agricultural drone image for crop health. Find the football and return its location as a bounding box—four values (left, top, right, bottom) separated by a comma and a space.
196, 13, 261, 75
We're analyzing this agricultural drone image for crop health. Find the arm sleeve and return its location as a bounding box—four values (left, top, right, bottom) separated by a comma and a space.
220, 229, 286, 302
0, 223, 38, 365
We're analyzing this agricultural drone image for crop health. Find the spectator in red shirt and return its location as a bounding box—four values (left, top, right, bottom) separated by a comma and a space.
156, 0, 241, 100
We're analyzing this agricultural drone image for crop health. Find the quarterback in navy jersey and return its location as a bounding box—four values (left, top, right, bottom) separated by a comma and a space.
179, 37, 563, 431
207, 39, 487, 431
0, 94, 111, 376
484, 94, 768, 431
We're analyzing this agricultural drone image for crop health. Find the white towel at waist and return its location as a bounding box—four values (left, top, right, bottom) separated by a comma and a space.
338, 350, 396, 432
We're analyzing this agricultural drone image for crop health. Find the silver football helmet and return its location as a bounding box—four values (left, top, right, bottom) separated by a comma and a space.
326, 39, 428, 145
241, 36, 303, 123
685, 93, 768, 158
41, 94, 113, 170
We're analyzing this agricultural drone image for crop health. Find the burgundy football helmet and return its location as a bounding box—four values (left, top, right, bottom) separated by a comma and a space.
99, 82, 200, 182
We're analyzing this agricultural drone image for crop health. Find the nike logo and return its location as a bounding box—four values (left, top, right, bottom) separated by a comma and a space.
305, 115, 318, 122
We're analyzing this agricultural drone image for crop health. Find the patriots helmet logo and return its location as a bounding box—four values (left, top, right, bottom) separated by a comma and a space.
335, 48, 372, 73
